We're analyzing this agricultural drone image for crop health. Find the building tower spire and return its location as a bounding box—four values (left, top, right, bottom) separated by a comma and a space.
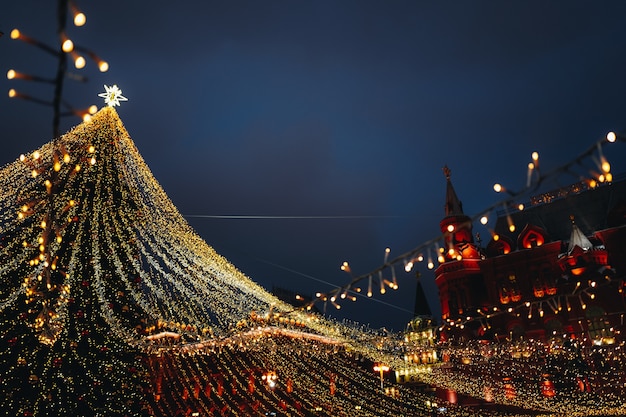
439, 166, 479, 261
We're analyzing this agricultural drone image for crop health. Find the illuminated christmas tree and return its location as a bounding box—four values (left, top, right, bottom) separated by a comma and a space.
0, 91, 432, 416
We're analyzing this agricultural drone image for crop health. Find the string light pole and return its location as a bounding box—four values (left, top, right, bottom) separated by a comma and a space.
373, 363, 389, 390
7, 0, 108, 137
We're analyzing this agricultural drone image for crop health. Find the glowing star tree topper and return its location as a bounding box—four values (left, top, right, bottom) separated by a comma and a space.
98, 84, 128, 107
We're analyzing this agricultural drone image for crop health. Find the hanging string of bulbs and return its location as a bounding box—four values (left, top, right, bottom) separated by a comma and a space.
7, 0, 108, 137
307, 131, 625, 313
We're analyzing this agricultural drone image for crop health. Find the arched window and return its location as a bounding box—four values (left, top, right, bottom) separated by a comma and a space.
498, 274, 521, 304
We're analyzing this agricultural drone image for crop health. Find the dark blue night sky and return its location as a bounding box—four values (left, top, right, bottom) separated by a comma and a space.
3, 1, 626, 331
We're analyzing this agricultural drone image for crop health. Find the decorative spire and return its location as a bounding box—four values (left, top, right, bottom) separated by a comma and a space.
443, 165, 464, 216
567, 215, 592, 253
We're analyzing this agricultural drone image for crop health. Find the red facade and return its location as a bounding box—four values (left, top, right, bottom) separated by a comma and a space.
435, 172, 626, 346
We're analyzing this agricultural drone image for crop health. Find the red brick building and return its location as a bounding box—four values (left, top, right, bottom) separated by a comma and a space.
435, 169, 626, 346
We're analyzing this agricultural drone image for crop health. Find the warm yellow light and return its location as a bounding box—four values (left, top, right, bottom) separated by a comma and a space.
10, 29, 20, 39
74, 12, 86, 26
606, 172, 613, 182
33, 151, 40, 160
517, 203, 524, 211
88, 145, 95, 153
528, 162, 534, 170
531, 151, 539, 161
62, 39, 74, 53
88, 105, 98, 114
589, 179, 597, 188
54, 161, 61, 171
8, 89, 17, 98
607, 131, 616, 142
509, 224, 515, 232
601, 160, 611, 173
7, 69, 16, 79
480, 216, 488, 225
493, 234, 500, 241
83, 114, 92, 122
447, 224, 455, 232
427, 261, 434, 270
74, 55, 86, 69
493, 183, 503, 193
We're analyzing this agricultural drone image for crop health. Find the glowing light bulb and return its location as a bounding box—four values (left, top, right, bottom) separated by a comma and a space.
531, 151, 539, 161
480, 216, 488, 225
607, 131, 616, 142
493, 183, 503, 193
74, 55, 86, 69
509, 224, 516, 232
7, 69, 16, 80
447, 224, 455, 232
88, 105, 98, 114
518, 204, 524, 211
62, 39, 74, 53
98, 61, 109, 72
601, 160, 611, 173
74, 12, 86, 26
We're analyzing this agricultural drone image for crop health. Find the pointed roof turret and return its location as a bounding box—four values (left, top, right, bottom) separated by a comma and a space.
567, 216, 593, 254
443, 165, 464, 216
413, 278, 433, 318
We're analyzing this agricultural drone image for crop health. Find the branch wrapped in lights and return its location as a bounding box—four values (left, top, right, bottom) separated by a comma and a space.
7, 0, 109, 137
